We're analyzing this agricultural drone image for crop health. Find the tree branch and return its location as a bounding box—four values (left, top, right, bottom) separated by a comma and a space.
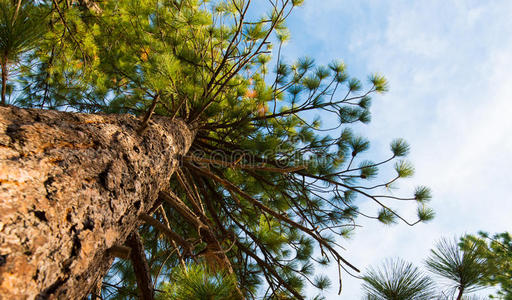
125, 231, 154, 300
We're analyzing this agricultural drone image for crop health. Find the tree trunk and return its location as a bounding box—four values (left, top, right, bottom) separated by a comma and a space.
125, 231, 154, 300
456, 285, 465, 300
1, 59, 8, 106
0, 106, 194, 299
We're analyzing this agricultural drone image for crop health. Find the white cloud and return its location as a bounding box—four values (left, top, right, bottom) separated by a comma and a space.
284, 0, 512, 298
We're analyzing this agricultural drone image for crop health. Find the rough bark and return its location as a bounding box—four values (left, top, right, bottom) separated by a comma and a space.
90, 277, 102, 300
0, 106, 194, 299
125, 231, 153, 300
1, 59, 7, 106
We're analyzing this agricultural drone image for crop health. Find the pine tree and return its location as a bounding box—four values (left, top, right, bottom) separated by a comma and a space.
362, 258, 435, 300
157, 263, 240, 300
426, 237, 488, 300
462, 232, 512, 299
0, 0, 47, 105
0, 1, 433, 299
362, 236, 494, 300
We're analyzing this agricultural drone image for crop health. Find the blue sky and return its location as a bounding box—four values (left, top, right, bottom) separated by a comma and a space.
279, 0, 512, 298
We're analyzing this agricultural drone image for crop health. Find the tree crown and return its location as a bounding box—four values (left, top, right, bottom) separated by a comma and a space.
4, 0, 433, 298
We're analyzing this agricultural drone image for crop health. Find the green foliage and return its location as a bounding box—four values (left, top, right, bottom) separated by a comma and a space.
416, 206, 435, 222
368, 73, 389, 93
390, 138, 410, 157
362, 258, 435, 300
291, 0, 305, 6
462, 232, 512, 299
394, 160, 415, 178
0, 0, 47, 62
313, 275, 331, 291
377, 208, 397, 225
414, 186, 432, 203
0, 0, 48, 104
425, 237, 488, 297
359, 160, 378, 179
364, 233, 510, 300
6, 0, 433, 298
348, 78, 361, 91
350, 136, 370, 156
158, 264, 241, 300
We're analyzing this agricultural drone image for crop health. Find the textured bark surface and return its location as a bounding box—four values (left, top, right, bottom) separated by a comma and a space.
0, 106, 193, 299
126, 231, 153, 300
